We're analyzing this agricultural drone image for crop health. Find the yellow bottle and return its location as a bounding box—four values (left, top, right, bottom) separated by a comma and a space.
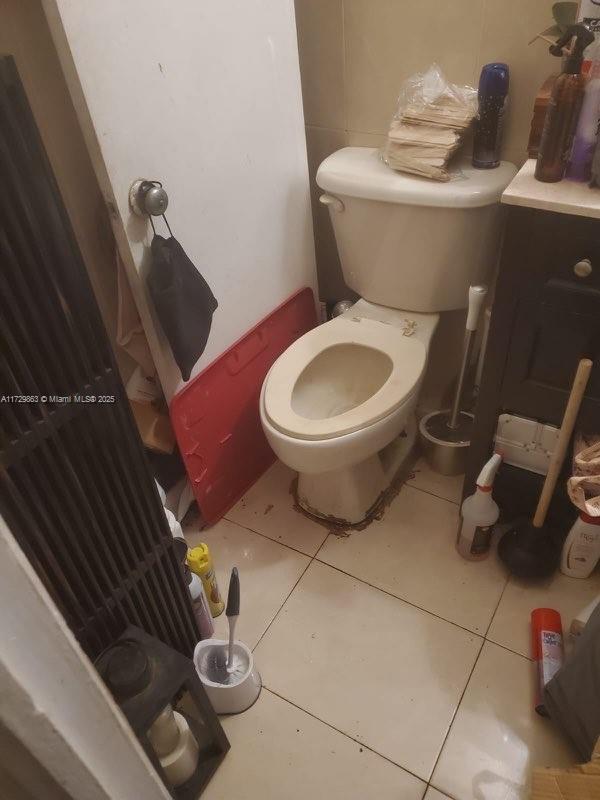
186, 544, 224, 617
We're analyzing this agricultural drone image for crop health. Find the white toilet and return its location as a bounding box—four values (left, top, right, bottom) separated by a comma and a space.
260, 148, 516, 525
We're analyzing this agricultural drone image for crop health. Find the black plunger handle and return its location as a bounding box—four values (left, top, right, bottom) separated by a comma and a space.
226, 567, 240, 617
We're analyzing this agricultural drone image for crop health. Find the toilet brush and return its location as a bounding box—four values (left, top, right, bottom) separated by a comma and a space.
419, 285, 488, 475
194, 567, 262, 714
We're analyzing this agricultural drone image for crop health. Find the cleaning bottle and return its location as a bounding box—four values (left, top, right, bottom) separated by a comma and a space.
472, 63, 509, 169
187, 543, 224, 617
560, 512, 600, 577
535, 23, 595, 182
456, 453, 502, 560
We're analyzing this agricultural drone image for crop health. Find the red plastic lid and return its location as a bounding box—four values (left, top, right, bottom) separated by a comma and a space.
580, 511, 600, 525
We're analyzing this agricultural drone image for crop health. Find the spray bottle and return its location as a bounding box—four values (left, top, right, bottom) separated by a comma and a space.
472, 63, 509, 169
535, 23, 595, 182
456, 453, 502, 561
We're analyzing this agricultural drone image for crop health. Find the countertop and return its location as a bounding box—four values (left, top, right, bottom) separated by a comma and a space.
501, 159, 600, 219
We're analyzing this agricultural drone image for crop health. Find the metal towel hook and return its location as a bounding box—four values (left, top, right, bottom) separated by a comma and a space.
129, 178, 173, 236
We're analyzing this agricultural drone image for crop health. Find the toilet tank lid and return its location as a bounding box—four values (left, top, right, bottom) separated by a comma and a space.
316, 148, 517, 208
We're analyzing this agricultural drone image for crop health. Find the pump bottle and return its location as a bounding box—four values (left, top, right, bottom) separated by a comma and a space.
535, 24, 595, 183
457, 453, 502, 561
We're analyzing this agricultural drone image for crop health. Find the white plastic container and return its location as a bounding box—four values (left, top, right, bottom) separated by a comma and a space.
456, 453, 502, 560
560, 513, 600, 578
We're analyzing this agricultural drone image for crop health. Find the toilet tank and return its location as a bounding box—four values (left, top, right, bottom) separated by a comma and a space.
316, 148, 517, 312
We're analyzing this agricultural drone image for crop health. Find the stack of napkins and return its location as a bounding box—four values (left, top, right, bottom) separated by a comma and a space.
383, 65, 477, 181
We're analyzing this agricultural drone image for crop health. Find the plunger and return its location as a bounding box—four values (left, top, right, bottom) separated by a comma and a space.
499, 358, 593, 578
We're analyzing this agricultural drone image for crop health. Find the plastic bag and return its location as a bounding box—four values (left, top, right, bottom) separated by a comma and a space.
392, 63, 477, 128
567, 435, 600, 516
382, 64, 477, 181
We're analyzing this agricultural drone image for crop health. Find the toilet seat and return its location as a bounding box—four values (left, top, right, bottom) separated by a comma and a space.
264, 316, 426, 441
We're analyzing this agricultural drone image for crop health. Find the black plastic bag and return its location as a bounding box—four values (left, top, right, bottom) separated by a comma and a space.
148, 235, 218, 381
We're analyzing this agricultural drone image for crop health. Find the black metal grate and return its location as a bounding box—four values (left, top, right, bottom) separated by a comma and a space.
0, 56, 198, 659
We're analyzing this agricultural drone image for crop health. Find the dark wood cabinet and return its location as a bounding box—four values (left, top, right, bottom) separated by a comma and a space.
464, 203, 600, 511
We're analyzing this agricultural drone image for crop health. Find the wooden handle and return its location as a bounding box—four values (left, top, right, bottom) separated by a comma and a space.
533, 359, 593, 527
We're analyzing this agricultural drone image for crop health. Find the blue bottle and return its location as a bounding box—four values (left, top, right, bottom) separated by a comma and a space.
473, 63, 509, 169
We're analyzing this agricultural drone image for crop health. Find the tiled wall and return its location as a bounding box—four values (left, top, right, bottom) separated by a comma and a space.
295, 0, 557, 302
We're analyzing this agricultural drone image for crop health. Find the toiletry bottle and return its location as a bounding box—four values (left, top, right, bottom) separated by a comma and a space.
456, 453, 502, 560
531, 608, 563, 717
536, 23, 595, 182
187, 543, 225, 617
560, 512, 600, 577
187, 567, 215, 639
473, 63, 509, 169
567, 44, 600, 180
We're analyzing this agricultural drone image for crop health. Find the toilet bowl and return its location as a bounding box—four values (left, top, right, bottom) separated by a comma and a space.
260, 300, 438, 523
260, 147, 516, 524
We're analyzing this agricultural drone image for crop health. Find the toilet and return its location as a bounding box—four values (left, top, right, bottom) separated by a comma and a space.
260, 147, 517, 525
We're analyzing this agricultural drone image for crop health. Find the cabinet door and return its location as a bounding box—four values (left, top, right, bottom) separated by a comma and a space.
502, 214, 600, 428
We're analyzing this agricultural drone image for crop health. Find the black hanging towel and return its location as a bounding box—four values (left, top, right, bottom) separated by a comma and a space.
148, 235, 218, 381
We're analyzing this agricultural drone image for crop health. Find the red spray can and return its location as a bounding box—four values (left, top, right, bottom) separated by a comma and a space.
531, 608, 564, 717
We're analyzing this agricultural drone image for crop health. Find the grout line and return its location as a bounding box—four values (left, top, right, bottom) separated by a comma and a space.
221, 513, 324, 559
305, 122, 346, 134
251, 554, 315, 654
263, 686, 428, 786
406, 482, 460, 507
483, 573, 510, 638
426, 636, 486, 785
341, 0, 347, 135
428, 783, 460, 800
484, 637, 533, 663
313, 557, 487, 642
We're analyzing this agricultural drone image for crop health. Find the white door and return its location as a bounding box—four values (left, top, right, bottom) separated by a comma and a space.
43, 0, 317, 400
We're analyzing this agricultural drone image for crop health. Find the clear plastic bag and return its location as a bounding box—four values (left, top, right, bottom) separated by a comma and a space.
382, 64, 477, 181
568, 435, 600, 516
392, 63, 477, 128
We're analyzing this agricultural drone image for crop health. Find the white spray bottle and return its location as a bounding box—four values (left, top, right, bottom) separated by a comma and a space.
457, 453, 502, 561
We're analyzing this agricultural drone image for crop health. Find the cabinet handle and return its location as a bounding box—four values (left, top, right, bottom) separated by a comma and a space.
573, 258, 593, 278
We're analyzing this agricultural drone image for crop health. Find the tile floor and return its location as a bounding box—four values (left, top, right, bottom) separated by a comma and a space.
185, 456, 599, 800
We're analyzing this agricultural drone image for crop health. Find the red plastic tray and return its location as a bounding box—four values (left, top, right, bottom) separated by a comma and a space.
170, 288, 317, 525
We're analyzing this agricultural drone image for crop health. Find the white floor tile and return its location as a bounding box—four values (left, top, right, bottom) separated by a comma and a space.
487, 571, 600, 658
254, 560, 482, 781
424, 788, 452, 800
202, 689, 425, 800
225, 461, 329, 556
318, 485, 507, 634
407, 456, 465, 505
184, 518, 309, 649
432, 641, 578, 800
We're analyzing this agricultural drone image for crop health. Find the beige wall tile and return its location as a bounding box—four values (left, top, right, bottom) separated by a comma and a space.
294, 0, 345, 129
305, 125, 353, 301
344, 0, 484, 135
346, 130, 386, 148
479, 0, 557, 167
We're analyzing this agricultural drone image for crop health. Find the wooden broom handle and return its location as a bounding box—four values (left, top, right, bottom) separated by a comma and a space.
533, 358, 593, 527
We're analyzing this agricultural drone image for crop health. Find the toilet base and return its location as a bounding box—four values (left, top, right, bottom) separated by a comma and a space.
296, 417, 416, 526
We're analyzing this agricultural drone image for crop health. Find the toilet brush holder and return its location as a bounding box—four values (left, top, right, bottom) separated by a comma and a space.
419, 285, 487, 476
419, 409, 474, 475
194, 639, 262, 715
